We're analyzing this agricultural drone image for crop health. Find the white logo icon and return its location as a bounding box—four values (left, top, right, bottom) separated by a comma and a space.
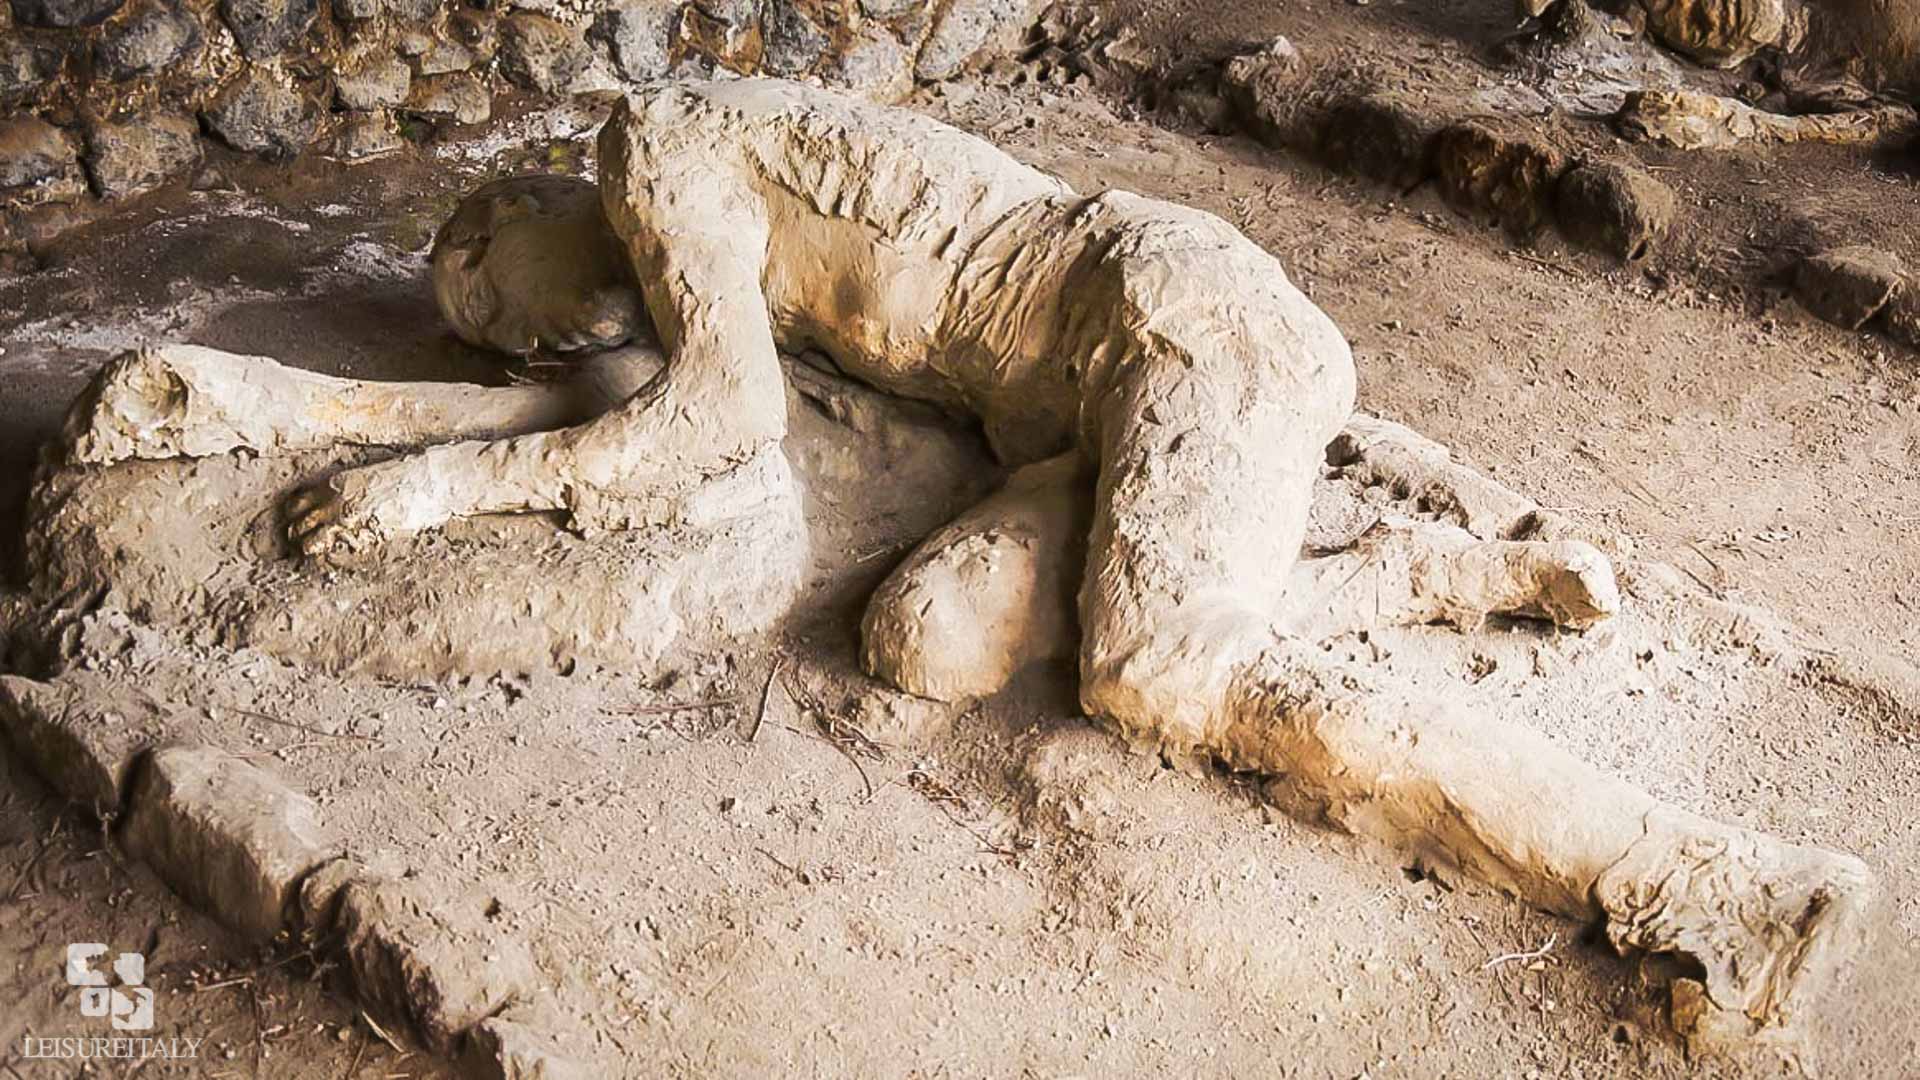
65, 944, 154, 1032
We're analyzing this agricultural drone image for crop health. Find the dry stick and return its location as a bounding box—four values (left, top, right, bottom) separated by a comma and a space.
748, 657, 783, 744
781, 675, 881, 800
1685, 539, 1727, 578
755, 847, 801, 880
1512, 251, 1580, 279
613, 698, 738, 717
1572, 445, 1659, 508
1481, 931, 1560, 971
250, 983, 266, 1080
222, 705, 381, 743
360, 1011, 406, 1056
1460, 919, 1522, 1010
854, 543, 908, 563
823, 728, 876, 801
342, 1033, 367, 1080
906, 770, 1024, 859
194, 976, 254, 993
1678, 541, 1729, 597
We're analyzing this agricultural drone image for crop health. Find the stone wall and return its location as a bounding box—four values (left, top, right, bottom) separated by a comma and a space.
0, 0, 1042, 262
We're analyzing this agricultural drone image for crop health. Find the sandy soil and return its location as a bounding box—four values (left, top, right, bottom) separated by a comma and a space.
3, 4, 1919, 1077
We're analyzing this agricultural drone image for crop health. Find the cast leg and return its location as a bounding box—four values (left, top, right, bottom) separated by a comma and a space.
1281, 516, 1617, 640
1219, 642, 1871, 1044
1074, 264, 1357, 746
861, 454, 1091, 702
1071, 281, 1869, 1044
860, 459, 1618, 703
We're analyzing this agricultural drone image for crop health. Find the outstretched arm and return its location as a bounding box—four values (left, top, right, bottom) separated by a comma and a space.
289, 166, 785, 554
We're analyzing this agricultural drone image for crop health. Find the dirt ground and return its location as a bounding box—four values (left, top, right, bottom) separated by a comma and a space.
4, 2, 1920, 1077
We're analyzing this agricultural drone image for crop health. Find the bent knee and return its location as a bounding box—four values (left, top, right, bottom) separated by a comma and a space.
1077, 603, 1274, 751
861, 530, 1074, 703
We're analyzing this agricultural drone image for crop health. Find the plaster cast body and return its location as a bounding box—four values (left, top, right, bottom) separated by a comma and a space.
60, 79, 1870, 1044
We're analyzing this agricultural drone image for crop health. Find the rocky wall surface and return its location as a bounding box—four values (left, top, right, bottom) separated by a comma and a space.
0, 0, 1043, 263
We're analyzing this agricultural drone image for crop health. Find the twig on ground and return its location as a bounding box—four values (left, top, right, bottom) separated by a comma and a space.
1676, 542, 1729, 597
781, 674, 883, 800
748, 657, 783, 744
194, 976, 254, 993
824, 729, 876, 800
613, 698, 737, 717
755, 847, 802, 883
1572, 445, 1659, 507
341, 1032, 367, 1080
1686, 540, 1727, 577
905, 769, 1028, 859
250, 983, 265, 1080
854, 543, 907, 563
360, 1011, 406, 1056
1512, 251, 1580, 278
1481, 932, 1560, 971
221, 705, 380, 743
1460, 918, 1521, 1009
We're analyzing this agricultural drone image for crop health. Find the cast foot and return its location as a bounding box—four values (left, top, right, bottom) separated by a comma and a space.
1595, 815, 1875, 1047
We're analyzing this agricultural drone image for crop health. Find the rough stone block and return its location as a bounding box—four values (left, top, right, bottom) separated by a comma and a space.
1219, 37, 1312, 146
677, 3, 753, 60
851, 685, 954, 748
1431, 121, 1566, 237
84, 111, 200, 198
119, 744, 338, 941
10, 0, 123, 28
1642, 0, 1791, 68
220, 0, 319, 60
0, 116, 86, 207
761, 0, 829, 77
916, 0, 1034, 81
418, 37, 483, 76
1554, 161, 1677, 261
331, 112, 406, 161
336, 51, 411, 110
1317, 92, 1439, 191
384, 0, 436, 20
296, 855, 361, 932
0, 40, 65, 104
417, 9, 498, 74
1882, 285, 1920, 349
591, 1, 679, 82
336, 877, 540, 1055
690, 0, 753, 24
94, 0, 203, 80
203, 68, 318, 160
0, 673, 173, 810
406, 73, 492, 125
461, 1009, 596, 1080
500, 13, 592, 94
1795, 245, 1908, 330
827, 26, 911, 96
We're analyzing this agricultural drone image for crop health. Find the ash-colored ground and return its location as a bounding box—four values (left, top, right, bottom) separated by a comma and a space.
5, 5, 1920, 1078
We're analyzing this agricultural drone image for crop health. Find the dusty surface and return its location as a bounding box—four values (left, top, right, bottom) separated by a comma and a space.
0, 750, 457, 1078
3, 5, 1920, 1078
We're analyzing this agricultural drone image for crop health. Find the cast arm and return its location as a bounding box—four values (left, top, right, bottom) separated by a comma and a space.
287, 209, 784, 555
